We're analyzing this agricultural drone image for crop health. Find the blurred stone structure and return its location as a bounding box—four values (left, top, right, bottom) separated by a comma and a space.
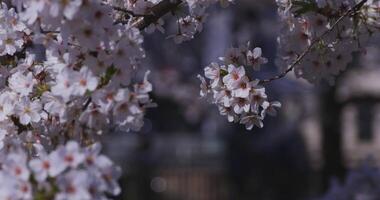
338, 67, 380, 168
299, 46, 380, 191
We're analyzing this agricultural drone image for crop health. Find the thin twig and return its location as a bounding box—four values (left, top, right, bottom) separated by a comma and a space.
82, 97, 92, 111
40, 30, 60, 34
259, 0, 368, 84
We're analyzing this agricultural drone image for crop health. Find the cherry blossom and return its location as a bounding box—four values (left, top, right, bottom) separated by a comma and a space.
8, 71, 37, 96
0, 139, 121, 199
0, 0, 377, 198
198, 43, 280, 130
275, 0, 375, 84
14, 97, 42, 125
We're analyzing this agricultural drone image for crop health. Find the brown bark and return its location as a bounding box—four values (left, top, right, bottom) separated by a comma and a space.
133, 0, 183, 30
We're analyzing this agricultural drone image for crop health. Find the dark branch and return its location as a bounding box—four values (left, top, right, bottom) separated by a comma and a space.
110, 5, 148, 17
132, 0, 183, 30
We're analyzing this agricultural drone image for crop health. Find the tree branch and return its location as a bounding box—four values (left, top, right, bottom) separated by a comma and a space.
132, 0, 183, 30
111, 5, 146, 17
260, 0, 368, 84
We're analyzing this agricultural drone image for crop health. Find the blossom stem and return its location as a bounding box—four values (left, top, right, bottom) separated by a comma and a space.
259, 0, 368, 84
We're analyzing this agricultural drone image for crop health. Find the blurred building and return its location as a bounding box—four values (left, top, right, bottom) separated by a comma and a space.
338, 67, 380, 168
298, 46, 380, 193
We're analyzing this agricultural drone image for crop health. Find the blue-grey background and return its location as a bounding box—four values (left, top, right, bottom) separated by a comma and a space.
103, 1, 380, 199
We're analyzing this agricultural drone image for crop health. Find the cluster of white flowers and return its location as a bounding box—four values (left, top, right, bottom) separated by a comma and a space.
198, 43, 281, 130
172, 0, 234, 43
4, 0, 380, 197
110, 0, 234, 43
0, 0, 157, 146
276, 0, 379, 84
0, 139, 121, 200
362, 0, 380, 28
0, 4, 28, 56
0, 0, 242, 198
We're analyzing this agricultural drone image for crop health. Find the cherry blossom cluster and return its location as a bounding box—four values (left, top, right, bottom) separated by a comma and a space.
0, 0, 239, 198
361, 0, 380, 28
172, 0, 234, 43
108, 0, 234, 43
0, 139, 121, 200
276, 0, 379, 84
0, 3, 28, 56
198, 43, 281, 130
0, 0, 157, 144
3, 0, 379, 198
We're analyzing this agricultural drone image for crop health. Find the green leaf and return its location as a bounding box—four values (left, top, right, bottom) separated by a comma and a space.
99, 65, 118, 87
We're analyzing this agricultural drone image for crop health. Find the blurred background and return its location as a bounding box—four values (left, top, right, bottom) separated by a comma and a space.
103, 1, 380, 199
